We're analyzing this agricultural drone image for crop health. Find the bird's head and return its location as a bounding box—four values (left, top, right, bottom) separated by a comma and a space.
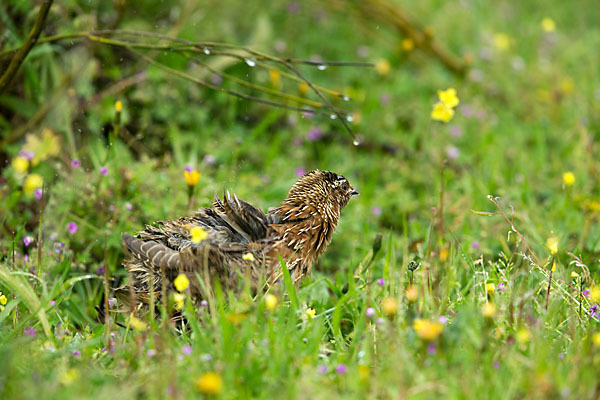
285, 170, 359, 218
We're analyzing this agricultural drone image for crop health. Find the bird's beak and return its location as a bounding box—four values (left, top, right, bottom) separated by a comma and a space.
350, 187, 360, 197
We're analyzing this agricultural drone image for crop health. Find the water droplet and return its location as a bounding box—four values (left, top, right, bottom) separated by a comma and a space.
353, 139, 360, 146
346, 115, 354, 122
342, 96, 350, 101
245, 59, 256, 67
330, 114, 337, 119
204, 47, 211, 55
317, 64, 327, 71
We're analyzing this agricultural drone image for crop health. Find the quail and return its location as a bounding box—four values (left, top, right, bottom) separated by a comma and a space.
115, 170, 358, 308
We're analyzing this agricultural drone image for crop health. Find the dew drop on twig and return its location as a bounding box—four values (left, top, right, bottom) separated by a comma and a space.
330, 114, 337, 119
346, 115, 354, 122
245, 59, 256, 67
204, 47, 211, 55
353, 139, 360, 146
317, 64, 327, 71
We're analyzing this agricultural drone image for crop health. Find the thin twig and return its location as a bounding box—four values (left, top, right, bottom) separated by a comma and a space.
0, 0, 55, 92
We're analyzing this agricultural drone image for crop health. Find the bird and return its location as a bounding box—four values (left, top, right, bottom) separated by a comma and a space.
115, 170, 359, 310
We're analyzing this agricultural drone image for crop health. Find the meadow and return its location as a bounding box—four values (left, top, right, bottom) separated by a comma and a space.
1, 0, 600, 398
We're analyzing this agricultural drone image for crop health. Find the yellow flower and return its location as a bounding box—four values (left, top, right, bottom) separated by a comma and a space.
358, 365, 370, 381
570, 271, 579, 278
173, 293, 185, 310
482, 302, 496, 318
184, 169, 201, 187
23, 173, 43, 196
129, 315, 147, 331
0, 294, 7, 305
375, 59, 391, 76
551, 260, 557, 272
381, 297, 398, 317
545, 236, 558, 255
115, 100, 123, 112
413, 319, 444, 341
401, 38, 414, 52
12, 157, 29, 174
242, 252, 256, 262
562, 172, 575, 186
298, 82, 309, 95
188, 226, 208, 244
590, 286, 600, 303
439, 247, 449, 261
59, 368, 79, 385
486, 283, 495, 295
431, 102, 455, 123
493, 33, 510, 51
541, 18, 556, 32
195, 372, 223, 395
437, 88, 459, 108
405, 285, 418, 302
516, 328, 531, 344
174, 273, 190, 292
264, 294, 278, 310
23, 128, 60, 165
593, 332, 600, 348
269, 69, 281, 88
306, 308, 316, 319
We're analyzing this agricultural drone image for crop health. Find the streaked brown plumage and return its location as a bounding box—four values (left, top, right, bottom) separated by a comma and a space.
115, 170, 358, 309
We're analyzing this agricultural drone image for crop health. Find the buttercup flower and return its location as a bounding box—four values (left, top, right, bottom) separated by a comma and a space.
431, 102, 455, 123
12, 157, 29, 173
482, 302, 496, 318
493, 33, 510, 50
115, 100, 123, 112
184, 169, 201, 186
541, 17, 556, 32
562, 172, 575, 186
306, 308, 316, 319
264, 294, 278, 310
516, 328, 531, 344
242, 253, 256, 261
381, 297, 398, 317
375, 59, 391, 76
173, 293, 185, 310
486, 283, 495, 294
195, 372, 223, 395
174, 273, 190, 292
590, 286, 600, 302
189, 226, 208, 244
23, 174, 43, 196
545, 236, 558, 254
406, 285, 418, 302
23, 128, 60, 165
129, 315, 147, 331
401, 38, 414, 51
438, 88, 459, 108
413, 319, 444, 341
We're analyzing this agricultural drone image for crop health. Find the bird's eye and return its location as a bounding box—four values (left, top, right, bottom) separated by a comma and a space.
341, 182, 348, 191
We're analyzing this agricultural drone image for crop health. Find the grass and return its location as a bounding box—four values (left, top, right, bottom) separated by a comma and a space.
1, 0, 600, 398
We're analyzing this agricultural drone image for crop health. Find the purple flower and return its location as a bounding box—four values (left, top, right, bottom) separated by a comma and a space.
200, 300, 208, 307
34, 188, 43, 200
24, 236, 33, 246
210, 73, 222, 86
184, 165, 192, 173
558, 352, 565, 360
54, 242, 65, 254
126, 202, 133, 211
371, 206, 382, 216
20, 151, 34, 160
438, 316, 448, 325
306, 127, 323, 142
71, 159, 81, 168
317, 365, 327, 374
287, 2, 300, 14
72, 350, 81, 356
109, 204, 115, 211
24, 255, 28, 263
493, 360, 500, 370
67, 222, 78, 234
50, 300, 56, 306
182, 344, 192, 356
460, 105, 474, 118
472, 241, 480, 249
449, 125, 462, 138
97, 267, 105, 275
147, 349, 156, 357
24, 327, 36, 336
100, 167, 108, 176
379, 93, 391, 106
377, 278, 385, 287
590, 304, 599, 319
108, 298, 116, 307
498, 282, 506, 292
447, 146, 460, 160
366, 307, 376, 318
295, 167, 306, 178
202, 353, 213, 361
583, 289, 590, 298
302, 110, 314, 119
376, 318, 384, 324
203, 154, 216, 165
427, 342, 437, 355
335, 363, 347, 374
